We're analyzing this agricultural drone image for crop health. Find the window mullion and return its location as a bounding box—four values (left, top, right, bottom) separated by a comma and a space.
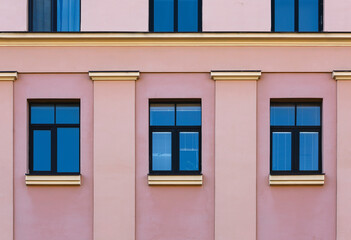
295, 0, 299, 32
173, 128, 179, 173
174, 0, 178, 32
52, 126, 57, 173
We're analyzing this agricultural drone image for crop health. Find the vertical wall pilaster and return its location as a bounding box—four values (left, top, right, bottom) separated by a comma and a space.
212, 71, 260, 240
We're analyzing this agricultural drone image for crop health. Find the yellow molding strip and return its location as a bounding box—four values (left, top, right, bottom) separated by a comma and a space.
332, 71, 351, 81
2, 33, 351, 47
269, 175, 325, 186
211, 71, 261, 81
0, 71, 17, 81
148, 175, 203, 186
89, 71, 140, 81
25, 175, 81, 186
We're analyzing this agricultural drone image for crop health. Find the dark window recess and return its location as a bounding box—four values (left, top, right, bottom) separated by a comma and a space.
149, 102, 201, 175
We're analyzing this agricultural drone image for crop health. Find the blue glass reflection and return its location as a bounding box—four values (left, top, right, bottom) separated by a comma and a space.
178, 0, 198, 32
152, 132, 172, 171
57, 0, 80, 32
300, 132, 319, 171
57, 128, 80, 173
33, 130, 51, 171
56, 105, 80, 124
32, 0, 52, 32
297, 105, 320, 126
154, 0, 174, 32
176, 104, 201, 126
270, 105, 295, 126
298, 0, 319, 32
150, 104, 175, 126
31, 105, 55, 124
274, 0, 295, 32
179, 132, 199, 171
272, 132, 292, 171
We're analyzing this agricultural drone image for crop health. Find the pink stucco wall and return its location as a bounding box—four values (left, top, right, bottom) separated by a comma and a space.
257, 73, 336, 240
136, 73, 215, 240
14, 74, 93, 240
324, 0, 351, 31
0, 0, 27, 31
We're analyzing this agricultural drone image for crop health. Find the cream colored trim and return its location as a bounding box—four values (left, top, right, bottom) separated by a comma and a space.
269, 175, 325, 186
89, 71, 140, 81
332, 71, 351, 81
2, 33, 351, 47
148, 175, 203, 186
0, 72, 17, 81
211, 71, 261, 81
25, 175, 81, 186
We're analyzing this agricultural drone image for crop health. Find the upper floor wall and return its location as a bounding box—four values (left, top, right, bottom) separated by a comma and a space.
1, 0, 351, 32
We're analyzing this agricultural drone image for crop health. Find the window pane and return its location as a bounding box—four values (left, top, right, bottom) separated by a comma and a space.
274, 0, 295, 32
152, 132, 172, 171
298, 0, 319, 32
178, 0, 198, 32
33, 130, 51, 171
272, 132, 292, 171
297, 105, 320, 126
32, 0, 52, 32
154, 0, 174, 32
270, 105, 295, 126
57, 128, 80, 173
31, 104, 55, 124
56, 104, 80, 124
150, 104, 175, 126
300, 132, 319, 171
179, 132, 199, 171
57, 0, 80, 32
176, 104, 201, 126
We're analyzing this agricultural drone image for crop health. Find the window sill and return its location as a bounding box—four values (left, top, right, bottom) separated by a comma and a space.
269, 174, 325, 186
25, 175, 81, 186
148, 175, 203, 186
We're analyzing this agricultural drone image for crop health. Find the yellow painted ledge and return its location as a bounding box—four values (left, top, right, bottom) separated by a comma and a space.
332, 71, 351, 81
269, 175, 325, 186
25, 175, 81, 186
211, 71, 261, 81
0, 71, 17, 81
89, 71, 140, 81
148, 175, 203, 186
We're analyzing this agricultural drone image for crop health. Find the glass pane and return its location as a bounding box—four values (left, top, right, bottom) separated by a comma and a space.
272, 132, 292, 171
57, 128, 80, 173
274, 0, 295, 32
32, 0, 52, 32
56, 104, 80, 124
150, 104, 175, 126
152, 132, 172, 171
154, 0, 174, 32
297, 105, 320, 126
57, 0, 80, 32
298, 0, 319, 32
300, 132, 319, 171
270, 105, 295, 126
176, 104, 201, 126
31, 104, 55, 124
178, 0, 198, 32
179, 132, 199, 171
33, 130, 51, 171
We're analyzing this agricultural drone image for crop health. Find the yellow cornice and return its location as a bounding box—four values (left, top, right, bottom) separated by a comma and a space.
0, 71, 17, 81
25, 175, 81, 186
211, 71, 261, 81
2, 32, 351, 47
269, 175, 325, 186
148, 175, 203, 186
332, 71, 351, 81
89, 71, 140, 81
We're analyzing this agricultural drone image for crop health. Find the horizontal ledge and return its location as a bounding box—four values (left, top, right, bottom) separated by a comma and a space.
269, 175, 325, 186
25, 175, 81, 186
0, 71, 17, 81
148, 175, 203, 186
332, 71, 351, 81
211, 71, 261, 81
89, 71, 140, 81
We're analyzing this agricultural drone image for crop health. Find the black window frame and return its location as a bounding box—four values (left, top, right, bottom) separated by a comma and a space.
271, 0, 323, 32
270, 102, 322, 175
28, 101, 81, 175
149, 0, 202, 32
149, 101, 202, 175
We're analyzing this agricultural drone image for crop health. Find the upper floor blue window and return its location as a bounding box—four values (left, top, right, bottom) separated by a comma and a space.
273, 0, 322, 32
29, 0, 80, 32
150, 0, 201, 32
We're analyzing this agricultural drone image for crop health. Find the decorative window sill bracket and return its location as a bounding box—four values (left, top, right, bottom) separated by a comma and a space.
269, 174, 325, 186
148, 175, 203, 186
25, 175, 81, 186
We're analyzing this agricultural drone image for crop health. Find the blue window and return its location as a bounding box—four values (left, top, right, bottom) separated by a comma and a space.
29, 103, 80, 175
273, 0, 321, 32
149, 102, 201, 175
150, 0, 201, 32
270, 102, 321, 174
29, 0, 80, 32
